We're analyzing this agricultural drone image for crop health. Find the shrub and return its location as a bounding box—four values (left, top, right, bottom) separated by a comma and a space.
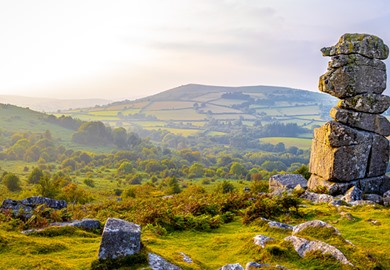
84, 178, 95, 188
2, 173, 21, 192
215, 180, 235, 194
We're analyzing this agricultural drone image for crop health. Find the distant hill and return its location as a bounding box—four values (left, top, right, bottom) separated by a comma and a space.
59, 84, 337, 137
0, 95, 112, 112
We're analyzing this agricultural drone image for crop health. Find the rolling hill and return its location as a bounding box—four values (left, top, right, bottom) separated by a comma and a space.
58, 84, 336, 137
0, 95, 112, 112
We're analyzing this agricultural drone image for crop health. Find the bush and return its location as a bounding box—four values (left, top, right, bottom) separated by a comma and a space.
2, 173, 21, 192
83, 178, 95, 188
215, 180, 235, 194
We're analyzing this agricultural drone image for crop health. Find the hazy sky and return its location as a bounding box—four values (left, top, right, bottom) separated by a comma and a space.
1, 0, 390, 100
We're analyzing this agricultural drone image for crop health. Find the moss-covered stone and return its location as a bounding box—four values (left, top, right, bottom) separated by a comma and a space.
321, 33, 389, 60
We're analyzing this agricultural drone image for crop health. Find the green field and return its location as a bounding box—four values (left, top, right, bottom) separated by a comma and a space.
260, 137, 313, 150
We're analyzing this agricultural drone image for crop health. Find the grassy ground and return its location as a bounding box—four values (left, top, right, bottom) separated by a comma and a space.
0, 202, 389, 269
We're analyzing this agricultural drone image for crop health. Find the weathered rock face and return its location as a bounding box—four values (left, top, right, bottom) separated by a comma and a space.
330, 107, 390, 136
338, 94, 390, 114
309, 33, 390, 196
98, 218, 141, 260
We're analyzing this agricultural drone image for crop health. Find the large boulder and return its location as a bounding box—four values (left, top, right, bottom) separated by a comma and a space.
319, 60, 386, 99
269, 174, 307, 194
321, 33, 389, 60
98, 218, 141, 260
330, 107, 390, 136
284, 236, 353, 266
309, 138, 370, 181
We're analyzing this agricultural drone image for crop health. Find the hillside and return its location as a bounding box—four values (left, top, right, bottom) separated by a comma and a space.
59, 84, 337, 140
0, 95, 111, 112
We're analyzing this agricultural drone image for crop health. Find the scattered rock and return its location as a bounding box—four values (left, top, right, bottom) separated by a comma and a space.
269, 174, 308, 194
148, 253, 182, 270
363, 194, 383, 204
350, 200, 376, 206
98, 218, 141, 260
268, 221, 293, 231
245, 262, 271, 269
253, 235, 275, 248
178, 252, 192, 263
284, 236, 353, 266
300, 191, 334, 204
220, 263, 244, 270
293, 220, 340, 236
343, 186, 363, 202
340, 212, 355, 221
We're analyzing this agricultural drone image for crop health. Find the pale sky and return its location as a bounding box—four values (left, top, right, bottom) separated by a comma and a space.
0, 0, 389, 100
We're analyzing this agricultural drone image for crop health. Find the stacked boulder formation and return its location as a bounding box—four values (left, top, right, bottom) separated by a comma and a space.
308, 33, 390, 196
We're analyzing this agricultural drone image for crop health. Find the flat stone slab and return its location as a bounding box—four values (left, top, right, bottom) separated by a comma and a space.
98, 218, 141, 260
330, 107, 390, 136
338, 94, 390, 114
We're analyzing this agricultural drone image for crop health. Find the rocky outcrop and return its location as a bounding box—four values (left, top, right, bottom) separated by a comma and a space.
269, 174, 307, 194
284, 236, 353, 266
309, 33, 390, 197
148, 253, 182, 270
98, 218, 141, 260
0, 196, 67, 219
